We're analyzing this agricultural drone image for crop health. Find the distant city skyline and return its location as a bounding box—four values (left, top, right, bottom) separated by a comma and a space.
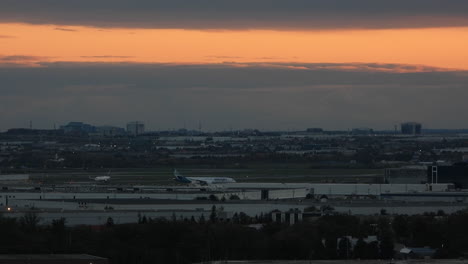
4, 119, 468, 133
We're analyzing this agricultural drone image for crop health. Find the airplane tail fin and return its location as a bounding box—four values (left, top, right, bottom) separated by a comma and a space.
173, 169, 190, 183
174, 169, 182, 179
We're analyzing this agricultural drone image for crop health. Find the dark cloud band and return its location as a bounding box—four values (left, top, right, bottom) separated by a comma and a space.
1, 62, 466, 92
1, 0, 468, 29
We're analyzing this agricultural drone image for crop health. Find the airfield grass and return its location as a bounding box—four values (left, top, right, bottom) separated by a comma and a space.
29, 163, 384, 185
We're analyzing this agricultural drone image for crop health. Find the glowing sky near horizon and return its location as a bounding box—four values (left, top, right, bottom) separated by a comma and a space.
1, 23, 468, 70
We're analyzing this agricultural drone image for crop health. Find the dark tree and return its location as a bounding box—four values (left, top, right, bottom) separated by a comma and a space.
364, 241, 380, 259
19, 212, 41, 232
210, 205, 218, 223
337, 237, 352, 259
106, 217, 114, 227
353, 238, 367, 259
392, 215, 409, 241
378, 218, 394, 259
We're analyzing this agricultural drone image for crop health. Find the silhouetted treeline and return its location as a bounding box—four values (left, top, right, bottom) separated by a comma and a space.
1, 210, 468, 263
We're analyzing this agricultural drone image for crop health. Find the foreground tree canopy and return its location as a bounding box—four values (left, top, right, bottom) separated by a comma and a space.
0, 211, 466, 263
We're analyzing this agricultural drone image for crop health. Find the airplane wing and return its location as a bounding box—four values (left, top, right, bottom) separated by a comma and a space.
192, 179, 210, 186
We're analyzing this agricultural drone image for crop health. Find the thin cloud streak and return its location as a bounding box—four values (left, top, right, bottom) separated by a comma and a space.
54, 27, 78, 32
0, 55, 51, 66
80, 56, 135, 59
0, 55, 48, 61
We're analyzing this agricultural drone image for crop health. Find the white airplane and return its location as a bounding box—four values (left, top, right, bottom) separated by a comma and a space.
89, 171, 111, 182
173, 169, 236, 185
90, 175, 111, 182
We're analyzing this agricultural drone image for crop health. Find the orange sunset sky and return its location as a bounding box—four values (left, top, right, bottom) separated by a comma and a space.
1, 23, 468, 70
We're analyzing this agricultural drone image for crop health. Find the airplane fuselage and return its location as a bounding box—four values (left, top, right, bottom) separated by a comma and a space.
185, 177, 236, 184
92, 176, 110, 182
173, 170, 236, 185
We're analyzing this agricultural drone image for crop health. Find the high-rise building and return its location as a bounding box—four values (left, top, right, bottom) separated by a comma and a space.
126, 121, 145, 136
95, 126, 126, 136
401, 122, 422, 135
60, 122, 96, 134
